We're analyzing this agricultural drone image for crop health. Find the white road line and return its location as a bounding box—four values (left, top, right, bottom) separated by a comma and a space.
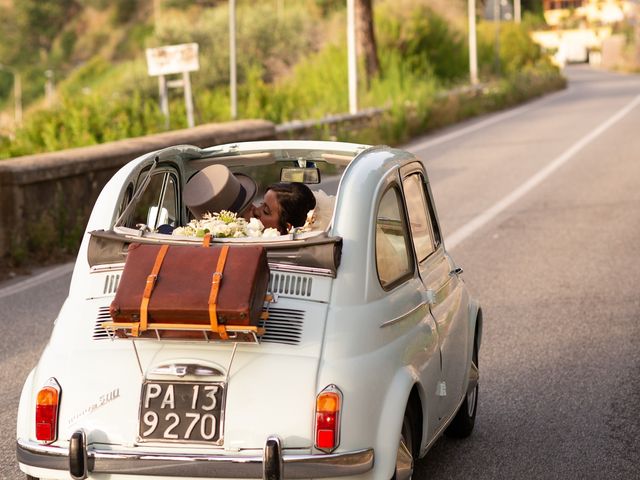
0, 262, 74, 300
446, 92, 640, 251
407, 88, 570, 152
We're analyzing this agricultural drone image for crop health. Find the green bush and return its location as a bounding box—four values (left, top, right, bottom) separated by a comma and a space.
376, 2, 468, 83
1, 90, 164, 158
477, 21, 556, 76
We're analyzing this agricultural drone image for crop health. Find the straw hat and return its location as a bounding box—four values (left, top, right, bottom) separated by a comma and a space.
184, 164, 257, 218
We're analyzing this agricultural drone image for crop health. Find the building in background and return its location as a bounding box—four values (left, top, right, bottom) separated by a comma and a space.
542, 0, 629, 27
532, 1, 635, 66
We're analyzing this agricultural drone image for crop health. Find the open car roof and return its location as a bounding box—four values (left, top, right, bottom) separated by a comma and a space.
88, 141, 376, 275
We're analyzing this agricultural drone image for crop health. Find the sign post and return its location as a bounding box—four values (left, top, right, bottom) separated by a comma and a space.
468, 0, 478, 85
229, 0, 237, 120
347, 0, 358, 114
146, 43, 200, 129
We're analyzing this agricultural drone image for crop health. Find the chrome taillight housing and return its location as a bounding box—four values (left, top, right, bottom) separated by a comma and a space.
35, 377, 61, 443
314, 384, 342, 453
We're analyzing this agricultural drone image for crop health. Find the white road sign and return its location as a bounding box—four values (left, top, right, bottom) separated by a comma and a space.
146, 43, 199, 77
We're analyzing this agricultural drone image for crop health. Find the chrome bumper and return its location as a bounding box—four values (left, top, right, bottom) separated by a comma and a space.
17, 434, 374, 479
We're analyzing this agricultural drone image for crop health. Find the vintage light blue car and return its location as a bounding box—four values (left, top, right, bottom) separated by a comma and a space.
17, 140, 482, 480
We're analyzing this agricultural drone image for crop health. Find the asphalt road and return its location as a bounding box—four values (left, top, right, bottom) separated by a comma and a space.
1, 65, 639, 479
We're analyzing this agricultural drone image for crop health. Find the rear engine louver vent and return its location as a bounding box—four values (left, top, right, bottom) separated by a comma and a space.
94, 306, 111, 340
259, 307, 305, 345
103, 274, 121, 295
93, 306, 305, 346
269, 273, 312, 297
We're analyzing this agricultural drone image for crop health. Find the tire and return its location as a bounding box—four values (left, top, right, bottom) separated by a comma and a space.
445, 342, 478, 438
392, 404, 417, 480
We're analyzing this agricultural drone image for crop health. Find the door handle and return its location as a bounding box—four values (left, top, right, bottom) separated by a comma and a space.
449, 267, 463, 276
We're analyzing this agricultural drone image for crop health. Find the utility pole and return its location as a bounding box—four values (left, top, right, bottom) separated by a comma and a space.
153, 0, 161, 32
635, 2, 640, 68
229, 0, 237, 119
347, 0, 358, 114
468, 0, 478, 85
514, 0, 521, 23
494, 0, 501, 74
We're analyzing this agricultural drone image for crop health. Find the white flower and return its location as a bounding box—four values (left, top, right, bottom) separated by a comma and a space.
246, 217, 264, 237
172, 226, 197, 237
248, 217, 264, 229
171, 210, 284, 239
262, 228, 280, 238
211, 223, 232, 237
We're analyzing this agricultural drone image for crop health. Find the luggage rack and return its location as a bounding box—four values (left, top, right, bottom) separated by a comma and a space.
101, 293, 274, 345
100, 321, 266, 344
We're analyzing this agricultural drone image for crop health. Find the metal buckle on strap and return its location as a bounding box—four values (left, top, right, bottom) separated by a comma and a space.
211, 272, 223, 284
143, 274, 158, 296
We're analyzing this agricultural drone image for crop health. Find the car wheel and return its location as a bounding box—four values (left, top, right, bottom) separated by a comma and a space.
445, 342, 479, 438
393, 405, 417, 480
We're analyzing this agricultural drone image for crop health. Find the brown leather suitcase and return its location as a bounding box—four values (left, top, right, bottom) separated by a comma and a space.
109, 243, 269, 338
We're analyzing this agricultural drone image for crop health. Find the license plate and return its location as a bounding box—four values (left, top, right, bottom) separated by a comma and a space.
139, 381, 225, 443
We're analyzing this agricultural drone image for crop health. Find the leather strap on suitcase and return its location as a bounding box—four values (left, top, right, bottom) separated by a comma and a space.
138, 244, 169, 336
208, 244, 230, 340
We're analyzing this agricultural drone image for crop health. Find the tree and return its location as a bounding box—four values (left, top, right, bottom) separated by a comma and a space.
521, 0, 543, 15
355, 0, 380, 84
14, 0, 80, 59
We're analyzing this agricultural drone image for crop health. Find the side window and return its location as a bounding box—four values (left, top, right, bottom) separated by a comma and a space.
403, 173, 435, 262
161, 175, 178, 227
117, 183, 134, 221
376, 186, 413, 289
130, 172, 178, 229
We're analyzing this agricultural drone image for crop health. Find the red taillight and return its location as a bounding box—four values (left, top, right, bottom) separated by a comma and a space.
315, 385, 342, 452
35, 378, 61, 443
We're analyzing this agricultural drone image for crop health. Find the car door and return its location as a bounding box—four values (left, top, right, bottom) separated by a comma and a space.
400, 164, 470, 422
374, 181, 442, 443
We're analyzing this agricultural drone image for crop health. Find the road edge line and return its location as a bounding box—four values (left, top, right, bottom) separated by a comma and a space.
407, 88, 571, 152
0, 262, 74, 300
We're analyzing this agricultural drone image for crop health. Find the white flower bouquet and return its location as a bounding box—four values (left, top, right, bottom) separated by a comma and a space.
172, 211, 280, 239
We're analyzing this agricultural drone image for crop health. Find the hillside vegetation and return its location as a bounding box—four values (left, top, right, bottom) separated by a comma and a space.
0, 0, 562, 158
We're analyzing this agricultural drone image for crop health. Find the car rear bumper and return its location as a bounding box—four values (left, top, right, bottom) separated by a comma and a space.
17, 433, 374, 479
